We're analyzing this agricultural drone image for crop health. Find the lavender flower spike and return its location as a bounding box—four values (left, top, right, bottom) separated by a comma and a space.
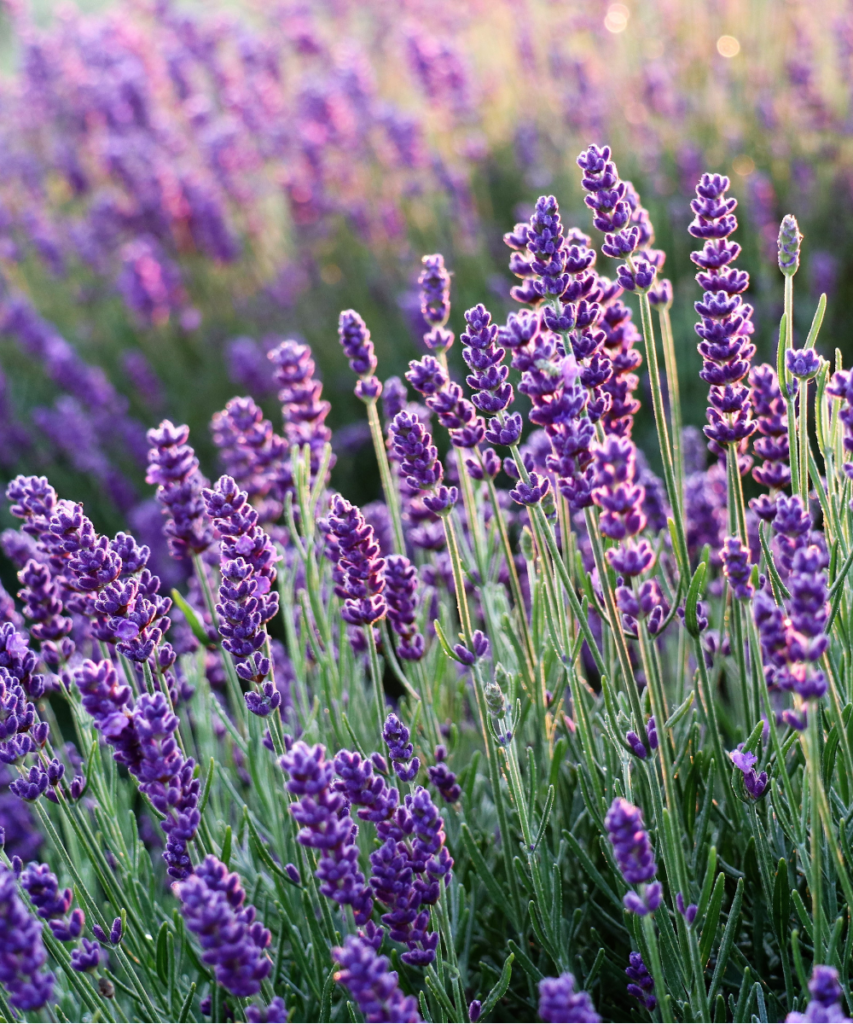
538, 972, 602, 1023
778, 214, 803, 276
605, 797, 662, 916
176, 855, 272, 998
0, 863, 54, 1011
332, 934, 421, 1023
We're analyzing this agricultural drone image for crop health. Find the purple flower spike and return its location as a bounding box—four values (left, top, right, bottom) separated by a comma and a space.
786, 965, 852, 1023
721, 537, 755, 600
332, 935, 421, 1023
246, 997, 288, 1024
605, 797, 657, 885
383, 714, 420, 782
0, 864, 54, 1010
626, 951, 657, 1010
281, 743, 373, 923
146, 421, 213, 561
321, 495, 387, 628
538, 971, 601, 1023
339, 310, 378, 380
750, 364, 791, 498
245, 681, 282, 717
419, 255, 454, 353
176, 856, 271, 998
428, 761, 461, 803
510, 472, 550, 507
688, 172, 756, 460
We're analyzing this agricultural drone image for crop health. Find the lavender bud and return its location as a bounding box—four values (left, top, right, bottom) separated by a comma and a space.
778, 215, 802, 277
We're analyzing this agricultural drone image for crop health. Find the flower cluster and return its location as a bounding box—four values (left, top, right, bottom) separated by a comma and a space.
320, 495, 386, 627
146, 422, 213, 561
0, 863, 54, 1011
383, 555, 425, 660
204, 476, 280, 688
280, 742, 373, 923
332, 935, 421, 1023
176, 855, 272, 998
418, 254, 454, 353
591, 437, 656, 579
749, 364, 791, 519
338, 310, 381, 402
689, 173, 756, 458
538, 972, 601, 1023
605, 797, 662, 915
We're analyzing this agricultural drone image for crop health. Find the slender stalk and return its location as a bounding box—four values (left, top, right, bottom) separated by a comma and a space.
658, 303, 685, 509
637, 290, 689, 573
365, 398, 406, 554
365, 621, 387, 736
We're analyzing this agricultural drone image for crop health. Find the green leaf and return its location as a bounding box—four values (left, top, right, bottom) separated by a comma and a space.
155, 921, 169, 986
533, 785, 555, 852
177, 982, 196, 1023
170, 589, 210, 646
709, 877, 744, 1003
791, 888, 812, 940
805, 292, 827, 350
583, 948, 605, 990
772, 858, 791, 941
320, 967, 335, 1024
219, 825, 232, 869
664, 691, 696, 730
684, 561, 707, 637
699, 872, 726, 967
507, 939, 543, 983
562, 831, 623, 912
478, 952, 514, 1019
461, 824, 511, 918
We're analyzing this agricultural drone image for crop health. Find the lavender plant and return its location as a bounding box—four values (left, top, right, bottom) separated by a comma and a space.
0, 137, 852, 1024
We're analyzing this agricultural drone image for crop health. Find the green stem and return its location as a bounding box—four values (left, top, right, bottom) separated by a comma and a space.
365, 621, 387, 737
637, 291, 689, 573
658, 303, 685, 510
365, 398, 406, 554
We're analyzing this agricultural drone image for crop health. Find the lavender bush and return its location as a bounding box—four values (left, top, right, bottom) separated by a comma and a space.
2, 0, 853, 535
0, 129, 851, 1023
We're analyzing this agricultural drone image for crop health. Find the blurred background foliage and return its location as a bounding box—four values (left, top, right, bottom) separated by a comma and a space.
0, 0, 846, 557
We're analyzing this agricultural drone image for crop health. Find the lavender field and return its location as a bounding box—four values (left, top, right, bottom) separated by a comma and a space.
0, 1, 853, 1022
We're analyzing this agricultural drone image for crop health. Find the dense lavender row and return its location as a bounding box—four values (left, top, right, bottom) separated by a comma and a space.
2, 0, 853, 540
0, 134, 851, 1024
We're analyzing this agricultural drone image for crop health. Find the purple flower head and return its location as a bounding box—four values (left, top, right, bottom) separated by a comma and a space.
605, 797, 657, 885
389, 410, 445, 493
750, 364, 791, 495
786, 965, 852, 1022
419, 254, 452, 338
778, 215, 803, 277
384, 555, 424, 660
281, 743, 372, 923
383, 713, 420, 782
810, 966, 844, 1008
321, 495, 386, 627
626, 951, 657, 1010
510, 472, 551, 507
538, 971, 601, 1023
729, 745, 768, 799
176, 856, 271, 998
721, 536, 755, 600
70, 938, 102, 973
786, 348, 821, 380
332, 935, 421, 1023
406, 357, 448, 398
428, 761, 460, 803
0, 863, 54, 1010
676, 892, 698, 925
245, 681, 282, 717
246, 997, 288, 1024
452, 630, 490, 666
689, 173, 756, 456
339, 310, 378, 379
146, 421, 213, 560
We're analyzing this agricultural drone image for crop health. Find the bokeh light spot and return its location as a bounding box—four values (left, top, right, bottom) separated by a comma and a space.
605, 4, 630, 33
733, 155, 755, 177
717, 35, 741, 58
